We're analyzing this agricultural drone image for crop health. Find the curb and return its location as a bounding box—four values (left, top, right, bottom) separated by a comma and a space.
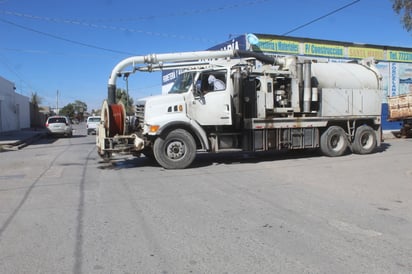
0, 131, 47, 151
16, 132, 47, 150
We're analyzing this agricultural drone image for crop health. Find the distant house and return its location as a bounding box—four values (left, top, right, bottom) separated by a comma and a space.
0, 76, 30, 133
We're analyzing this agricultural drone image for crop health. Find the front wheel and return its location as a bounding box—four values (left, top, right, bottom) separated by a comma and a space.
351, 125, 377, 154
153, 129, 196, 169
320, 126, 348, 157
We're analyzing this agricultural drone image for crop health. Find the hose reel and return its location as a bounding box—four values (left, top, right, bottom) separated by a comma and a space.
101, 100, 126, 137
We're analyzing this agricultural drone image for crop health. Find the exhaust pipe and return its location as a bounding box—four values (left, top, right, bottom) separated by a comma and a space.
303, 60, 312, 113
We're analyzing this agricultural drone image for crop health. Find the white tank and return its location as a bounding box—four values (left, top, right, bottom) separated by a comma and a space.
311, 62, 380, 90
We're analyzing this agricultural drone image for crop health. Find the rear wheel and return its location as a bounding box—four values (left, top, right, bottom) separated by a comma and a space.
153, 129, 196, 169
351, 125, 377, 154
320, 126, 348, 157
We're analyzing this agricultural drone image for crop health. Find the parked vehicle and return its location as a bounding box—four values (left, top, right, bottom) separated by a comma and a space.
97, 49, 382, 169
45, 116, 73, 137
87, 116, 101, 135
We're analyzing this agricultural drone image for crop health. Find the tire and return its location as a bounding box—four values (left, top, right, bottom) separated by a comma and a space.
153, 129, 196, 169
320, 126, 348, 157
351, 125, 377, 154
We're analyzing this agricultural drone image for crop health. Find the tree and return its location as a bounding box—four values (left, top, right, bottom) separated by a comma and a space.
73, 100, 87, 121
59, 103, 75, 118
30, 92, 44, 127
392, 0, 412, 31
73, 100, 87, 113
116, 88, 134, 115
59, 100, 87, 121
30, 92, 42, 108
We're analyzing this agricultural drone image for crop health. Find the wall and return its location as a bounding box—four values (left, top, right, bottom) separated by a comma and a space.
0, 76, 30, 133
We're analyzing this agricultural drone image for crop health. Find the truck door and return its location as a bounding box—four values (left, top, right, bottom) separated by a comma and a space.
187, 70, 232, 125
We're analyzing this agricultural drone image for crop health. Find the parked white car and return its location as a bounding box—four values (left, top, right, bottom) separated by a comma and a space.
87, 116, 101, 135
45, 116, 73, 137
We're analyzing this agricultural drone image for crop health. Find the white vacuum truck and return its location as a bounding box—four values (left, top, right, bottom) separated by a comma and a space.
97, 49, 382, 169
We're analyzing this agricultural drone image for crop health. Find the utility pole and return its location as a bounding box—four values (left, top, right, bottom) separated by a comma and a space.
56, 90, 59, 114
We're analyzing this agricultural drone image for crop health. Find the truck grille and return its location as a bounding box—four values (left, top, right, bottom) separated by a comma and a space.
135, 104, 145, 129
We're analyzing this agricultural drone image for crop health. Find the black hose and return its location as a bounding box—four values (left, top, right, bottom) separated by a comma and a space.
235, 50, 277, 65
108, 84, 116, 105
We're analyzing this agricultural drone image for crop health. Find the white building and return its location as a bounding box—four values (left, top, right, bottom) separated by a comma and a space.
0, 76, 30, 133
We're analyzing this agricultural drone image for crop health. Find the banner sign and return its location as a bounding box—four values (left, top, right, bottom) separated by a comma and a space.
208, 35, 246, 51
304, 43, 344, 58
348, 47, 384, 60
253, 39, 300, 54
390, 63, 399, 96
387, 50, 412, 62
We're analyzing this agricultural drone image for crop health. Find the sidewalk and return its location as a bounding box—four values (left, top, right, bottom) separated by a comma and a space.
0, 128, 47, 151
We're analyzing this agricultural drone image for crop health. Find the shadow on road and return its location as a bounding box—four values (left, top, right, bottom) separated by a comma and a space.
97, 149, 322, 170
376, 142, 391, 153
96, 141, 392, 170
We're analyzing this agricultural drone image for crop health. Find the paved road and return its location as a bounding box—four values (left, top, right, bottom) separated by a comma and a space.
1, 124, 412, 273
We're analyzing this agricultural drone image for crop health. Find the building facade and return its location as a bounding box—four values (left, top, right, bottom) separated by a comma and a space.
0, 76, 30, 133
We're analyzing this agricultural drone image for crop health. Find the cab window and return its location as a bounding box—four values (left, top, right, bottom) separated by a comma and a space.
169, 72, 196, 94
197, 70, 227, 93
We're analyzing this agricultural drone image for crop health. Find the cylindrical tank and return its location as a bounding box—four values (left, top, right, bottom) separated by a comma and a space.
311, 62, 380, 90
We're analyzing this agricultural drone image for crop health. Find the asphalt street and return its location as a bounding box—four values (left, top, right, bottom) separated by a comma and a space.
0, 124, 411, 273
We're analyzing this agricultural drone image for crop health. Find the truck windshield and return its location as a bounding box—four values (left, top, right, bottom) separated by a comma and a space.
168, 72, 196, 94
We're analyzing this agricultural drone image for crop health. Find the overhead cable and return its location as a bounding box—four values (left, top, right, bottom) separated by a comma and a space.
282, 0, 361, 35
0, 17, 135, 55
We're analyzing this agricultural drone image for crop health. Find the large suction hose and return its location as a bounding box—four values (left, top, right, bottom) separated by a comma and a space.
104, 49, 283, 136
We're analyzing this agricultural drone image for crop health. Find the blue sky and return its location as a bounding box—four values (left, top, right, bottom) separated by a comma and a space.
0, 0, 411, 111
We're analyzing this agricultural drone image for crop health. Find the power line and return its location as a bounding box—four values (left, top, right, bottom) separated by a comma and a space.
0, 0, 271, 45
0, 0, 270, 23
0, 12, 220, 47
282, 0, 361, 36
0, 17, 135, 55
91, 0, 271, 22
0, 52, 36, 95
0, 1, 360, 55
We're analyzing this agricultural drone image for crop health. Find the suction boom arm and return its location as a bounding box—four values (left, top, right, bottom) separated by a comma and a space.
107, 49, 242, 104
